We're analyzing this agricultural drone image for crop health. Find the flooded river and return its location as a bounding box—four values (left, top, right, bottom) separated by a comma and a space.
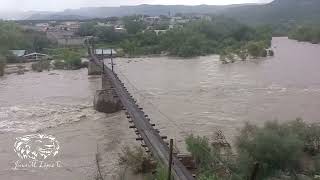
0, 37, 320, 179
0, 37, 320, 142
0, 69, 100, 133
113, 37, 320, 146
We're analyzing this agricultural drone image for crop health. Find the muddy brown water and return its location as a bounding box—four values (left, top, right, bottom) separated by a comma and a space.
112, 37, 320, 148
0, 37, 320, 179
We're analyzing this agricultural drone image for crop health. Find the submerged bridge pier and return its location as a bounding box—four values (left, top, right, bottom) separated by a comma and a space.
89, 52, 195, 180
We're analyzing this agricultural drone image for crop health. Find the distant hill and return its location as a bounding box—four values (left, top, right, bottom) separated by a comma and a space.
7, 0, 320, 27
24, 4, 232, 20
223, 0, 320, 25
22, 4, 261, 20
26, 13, 90, 20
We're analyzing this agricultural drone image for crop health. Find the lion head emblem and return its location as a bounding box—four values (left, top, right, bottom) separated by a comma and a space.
14, 134, 60, 161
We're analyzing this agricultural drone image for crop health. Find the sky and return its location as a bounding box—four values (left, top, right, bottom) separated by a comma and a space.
0, 0, 273, 11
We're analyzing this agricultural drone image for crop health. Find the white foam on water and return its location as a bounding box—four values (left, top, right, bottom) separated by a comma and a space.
0, 103, 95, 133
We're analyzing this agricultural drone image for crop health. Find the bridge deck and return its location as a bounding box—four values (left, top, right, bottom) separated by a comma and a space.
91, 56, 195, 180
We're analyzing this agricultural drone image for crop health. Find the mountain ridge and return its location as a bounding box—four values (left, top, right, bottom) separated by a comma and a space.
2, 0, 320, 27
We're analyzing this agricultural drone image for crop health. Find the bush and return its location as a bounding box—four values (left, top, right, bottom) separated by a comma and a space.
50, 49, 82, 70
0, 56, 5, 76
31, 60, 50, 72
236, 121, 304, 178
186, 120, 320, 179
53, 60, 65, 69
268, 50, 274, 56
186, 134, 213, 168
153, 165, 172, 180
236, 120, 320, 179
118, 146, 155, 174
246, 41, 266, 58
198, 174, 219, 180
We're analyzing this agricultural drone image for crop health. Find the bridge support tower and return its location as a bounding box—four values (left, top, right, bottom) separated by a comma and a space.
93, 74, 122, 113
88, 59, 102, 75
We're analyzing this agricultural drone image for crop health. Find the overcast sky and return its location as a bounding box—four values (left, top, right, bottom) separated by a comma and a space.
0, 0, 273, 11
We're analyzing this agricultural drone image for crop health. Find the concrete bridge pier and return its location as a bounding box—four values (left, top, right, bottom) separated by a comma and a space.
88, 59, 102, 75
93, 74, 122, 113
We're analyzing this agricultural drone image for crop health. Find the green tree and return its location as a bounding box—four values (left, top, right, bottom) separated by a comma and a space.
289, 25, 320, 44
63, 50, 82, 69
120, 40, 140, 57
123, 16, 146, 34
95, 26, 127, 43
0, 21, 52, 59
235, 121, 305, 179
246, 41, 266, 58
77, 22, 97, 36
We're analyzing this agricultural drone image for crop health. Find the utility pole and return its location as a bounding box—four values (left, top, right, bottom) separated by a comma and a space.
249, 162, 259, 180
168, 139, 173, 180
111, 49, 114, 72
102, 49, 104, 73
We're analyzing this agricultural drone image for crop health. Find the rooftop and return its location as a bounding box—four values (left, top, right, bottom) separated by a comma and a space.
9, 50, 26, 57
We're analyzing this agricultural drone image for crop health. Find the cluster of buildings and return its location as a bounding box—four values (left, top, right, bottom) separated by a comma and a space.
19, 14, 213, 47
22, 21, 90, 46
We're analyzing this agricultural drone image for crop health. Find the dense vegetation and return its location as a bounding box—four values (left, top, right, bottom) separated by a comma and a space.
49, 48, 84, 70
289, 25, 320, 44
0, 21, 53, 71
0, 21, 52, 54
186, 119, 320, 180
78, 16, 272, 59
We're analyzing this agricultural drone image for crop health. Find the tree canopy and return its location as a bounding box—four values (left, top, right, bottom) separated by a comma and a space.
289, 25, 320, 44
76, 16, 272, 58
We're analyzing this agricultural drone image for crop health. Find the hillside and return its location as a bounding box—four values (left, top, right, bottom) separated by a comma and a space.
224, 0, 320, 25
25, 5, 230, 20
14, 0, 320, 27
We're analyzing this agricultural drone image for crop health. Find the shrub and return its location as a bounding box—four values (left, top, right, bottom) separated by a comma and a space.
62, 50, 82, 70
53, 60, 65, 69
0, 56, 5, 76
153, 165, 172, 180
118, 146, 155, 174
186, 134, 213, 168
268, 50, 274, 56
236, 121, 304, 178
234, 120, 320, 179
186, 120, 320, 179
314, 155, 320, 173
31, 60, 50, 72
198, 173, 219, 180
246, 41, 266, 58
51, 49, 82, 70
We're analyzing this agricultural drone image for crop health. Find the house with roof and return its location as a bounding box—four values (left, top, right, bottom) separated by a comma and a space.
8, 50, 27, 62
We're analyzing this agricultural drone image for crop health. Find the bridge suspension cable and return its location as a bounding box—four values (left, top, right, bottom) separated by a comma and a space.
114, 64, 244, 180
114, 66, 189, 135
